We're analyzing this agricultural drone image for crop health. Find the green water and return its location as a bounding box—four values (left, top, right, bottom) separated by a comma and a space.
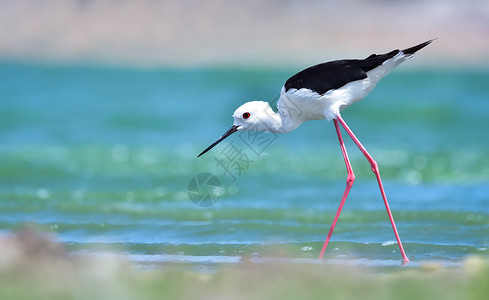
0, 62, 488, 266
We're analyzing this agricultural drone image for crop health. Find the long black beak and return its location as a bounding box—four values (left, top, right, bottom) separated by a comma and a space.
198, 125, 239, 157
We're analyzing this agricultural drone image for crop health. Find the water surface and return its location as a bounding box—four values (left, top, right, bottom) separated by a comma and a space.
0, 62, 488, 267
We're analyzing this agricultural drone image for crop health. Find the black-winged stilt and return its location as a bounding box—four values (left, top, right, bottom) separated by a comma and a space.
198, 40, 434, 264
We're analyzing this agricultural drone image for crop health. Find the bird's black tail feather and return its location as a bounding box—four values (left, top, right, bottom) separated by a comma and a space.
402, 39, 435, 55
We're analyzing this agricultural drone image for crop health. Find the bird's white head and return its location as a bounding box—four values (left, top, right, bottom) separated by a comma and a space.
198, 101, 280, 157
232, 101, 280, 132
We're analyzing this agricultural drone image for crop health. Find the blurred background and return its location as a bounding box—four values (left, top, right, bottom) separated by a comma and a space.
1, 0, 488, 67
0, 0, 488, 270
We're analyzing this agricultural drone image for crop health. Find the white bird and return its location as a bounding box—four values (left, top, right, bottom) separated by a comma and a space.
198, 40, 434, 264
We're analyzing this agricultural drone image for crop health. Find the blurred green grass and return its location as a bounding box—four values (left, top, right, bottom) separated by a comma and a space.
1, 229, 488, 300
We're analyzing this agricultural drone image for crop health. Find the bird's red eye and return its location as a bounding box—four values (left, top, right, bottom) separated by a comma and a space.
242, 112, 251, 119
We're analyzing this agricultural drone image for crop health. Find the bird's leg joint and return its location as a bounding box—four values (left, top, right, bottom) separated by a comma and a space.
346, 172, 355, 185
369, 159, 379, 174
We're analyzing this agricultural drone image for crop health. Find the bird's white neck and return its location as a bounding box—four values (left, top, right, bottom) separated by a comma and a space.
258, 104, 304, 134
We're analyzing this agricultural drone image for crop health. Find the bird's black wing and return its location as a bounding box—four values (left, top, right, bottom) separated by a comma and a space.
284, 50, 399, 95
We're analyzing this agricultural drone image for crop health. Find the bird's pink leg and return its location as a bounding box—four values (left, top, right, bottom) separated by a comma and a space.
318, 119, 355, 259
336, 114, 409, 264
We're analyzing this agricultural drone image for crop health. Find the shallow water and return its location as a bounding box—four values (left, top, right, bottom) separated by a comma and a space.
0, 62, 488, 267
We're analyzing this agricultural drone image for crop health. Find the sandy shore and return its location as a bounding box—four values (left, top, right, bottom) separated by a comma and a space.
0, 228, 488, 300
0, 0, 488, 67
